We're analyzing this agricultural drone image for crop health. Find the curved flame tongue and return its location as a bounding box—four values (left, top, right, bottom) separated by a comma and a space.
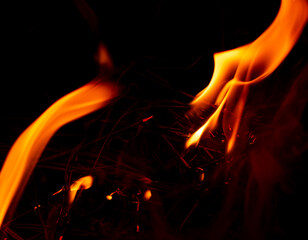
68, 176, 94, 206
0, 81, 117, 227
186, 0, 308, 152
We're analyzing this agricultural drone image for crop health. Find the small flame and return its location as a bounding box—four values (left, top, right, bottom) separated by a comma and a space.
106, 195, 113, 201
144, 189, 152, 201
0, 81, 117, 227
106, 188, 122, 201
97, 42, 113, 69
186, 0, 308, 152
142, 115, 153, 123
68, 176, 93, 205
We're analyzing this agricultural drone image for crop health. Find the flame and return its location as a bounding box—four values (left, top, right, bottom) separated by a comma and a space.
186, 0, 308, 152
68, 176, 94, 205
97, 42, 113, 69
144, 189, 152, 201
106, 195, 113, 200
0, 81, 117, 227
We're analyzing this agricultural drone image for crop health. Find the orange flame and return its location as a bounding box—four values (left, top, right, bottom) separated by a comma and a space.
144, 189, 152, 201
186, 0, 308, 152
68, 176, 94, 205
0, 81, 117, 227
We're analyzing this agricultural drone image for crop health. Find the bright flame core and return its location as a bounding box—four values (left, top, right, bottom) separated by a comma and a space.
0, 81, 117, 227
186, 0, 308, 152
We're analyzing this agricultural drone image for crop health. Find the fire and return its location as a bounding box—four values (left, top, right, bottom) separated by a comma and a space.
144, 189, 152, 201
68, 176, 94, 205
0, 81, 117, 227
186, 0, 308, 152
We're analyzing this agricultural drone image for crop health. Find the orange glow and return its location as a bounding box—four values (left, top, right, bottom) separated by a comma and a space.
200, 172, 205, 182
186, 0, 308, 152
68, 176, 93, 205
97, 42, 113, 69
106, 195, 113, 201
0, 81, 117, 227
144, 189, 152, 201
106, 188, 122, 201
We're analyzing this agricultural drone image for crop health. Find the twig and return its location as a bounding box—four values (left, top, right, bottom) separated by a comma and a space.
179, 201, 199, 230
162, 135, 191, 168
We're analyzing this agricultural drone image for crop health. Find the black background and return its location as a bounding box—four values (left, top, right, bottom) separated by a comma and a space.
2, 0, 281, 119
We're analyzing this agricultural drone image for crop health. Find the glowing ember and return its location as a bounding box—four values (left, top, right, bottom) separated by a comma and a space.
68, 176, 93, 205
142, 115, 153, 123
186, 0, 308, 152
199, 173, 205, 182
0, 81, 117, 227
144, 189, 152, 201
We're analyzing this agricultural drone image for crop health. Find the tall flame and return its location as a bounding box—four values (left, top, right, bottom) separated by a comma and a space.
0, 81, 117, 227
186, 0, 308, 152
